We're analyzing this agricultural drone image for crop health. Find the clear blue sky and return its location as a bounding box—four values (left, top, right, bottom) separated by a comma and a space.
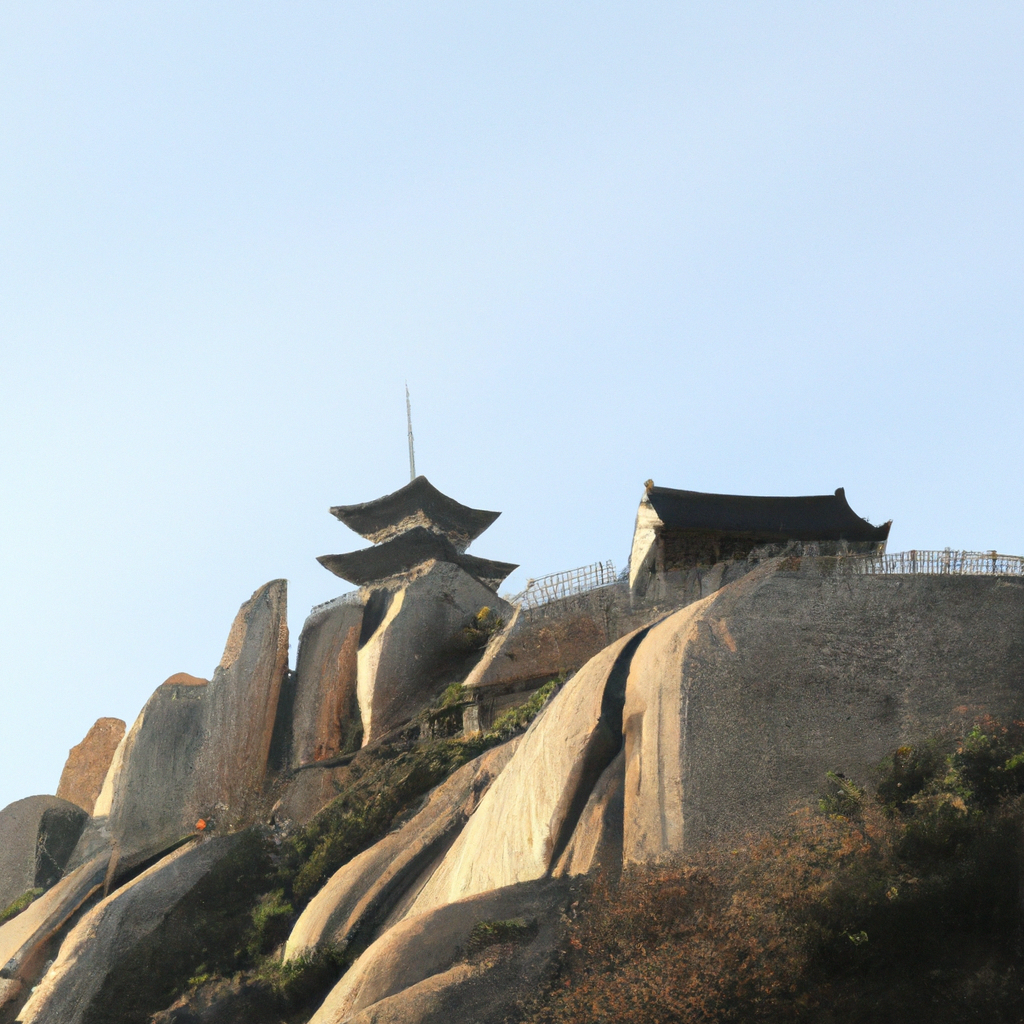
2, 3, 1022, 811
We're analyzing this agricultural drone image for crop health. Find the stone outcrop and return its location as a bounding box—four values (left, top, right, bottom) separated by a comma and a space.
405, 628, 648, 917
16, 833, 257, 1024
55, 718, 126, 815
308, 878, 572, 1024
0, 797, 87, 911
621, 562, 1024, 861
288, 599, 363, 766
0, 854, 109, 1017
285, 739, 520, 961
357, 562, 511, 744
103, 676, 209, 868
552, 748, 625, 880
75, 580, 288, 871
191, 579, 289, 825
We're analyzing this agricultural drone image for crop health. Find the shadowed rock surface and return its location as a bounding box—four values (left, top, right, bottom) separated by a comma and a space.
309, 878, 572, 1024
552, 747, 625, 880
0, 797, 87, 911
16, 832, 260, 1024
0, 853, 109, 1019
56, 718, 126, 815
285, 739, 520, 961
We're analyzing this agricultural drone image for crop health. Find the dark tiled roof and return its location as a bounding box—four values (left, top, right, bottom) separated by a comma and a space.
330, 475, 500, 543
646, 485, 891, 543
317, 526, 518, 587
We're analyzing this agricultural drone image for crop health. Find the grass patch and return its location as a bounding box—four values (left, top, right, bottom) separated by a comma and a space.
0, 887, 44, 924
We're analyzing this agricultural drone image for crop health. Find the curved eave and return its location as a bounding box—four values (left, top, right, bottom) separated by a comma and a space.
318, 526, 518, 588
646, 485, 891, 543
330, 475, 500, 542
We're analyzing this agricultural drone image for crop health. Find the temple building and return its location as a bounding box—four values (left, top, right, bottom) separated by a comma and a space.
629, 481, 891, 595
318, 475, 517, 591
316, 476, 517, 745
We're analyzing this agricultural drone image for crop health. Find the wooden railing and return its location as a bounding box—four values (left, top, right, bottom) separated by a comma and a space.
846, 549, 1024, 577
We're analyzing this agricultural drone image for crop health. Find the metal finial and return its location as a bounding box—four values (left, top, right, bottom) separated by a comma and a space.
406, 383, 416, 482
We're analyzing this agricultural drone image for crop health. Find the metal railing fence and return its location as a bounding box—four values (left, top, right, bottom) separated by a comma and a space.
510, 560, 619, 610
847, 549, 1024, 577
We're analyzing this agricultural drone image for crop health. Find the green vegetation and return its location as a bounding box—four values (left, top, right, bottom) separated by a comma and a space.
463, 606, 505, 649
0, 887, 44, 924
487, 677, 562, 741
522, 716, 1024, 1024
148, 677, 564, 1022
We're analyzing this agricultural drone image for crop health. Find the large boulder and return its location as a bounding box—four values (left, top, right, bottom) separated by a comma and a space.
0, 853, 109, 1017
55, 718, 126, 815
621, 562, 1024, 862
308, 878, 572, 1024
191, 579, 289, 825
103, 675, 209, 868
0, 797, 87, 911
404, 627, 648, 917
16, 832, 262, 1024
285, 738, 520, 961
288, 599, 363, 767
357, 563, 511, 744
97, 580, 288, 868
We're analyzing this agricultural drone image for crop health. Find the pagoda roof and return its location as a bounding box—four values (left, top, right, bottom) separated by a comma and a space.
645, 485, 891, 544
317, 526, 518, 589
330, 476, 500, 545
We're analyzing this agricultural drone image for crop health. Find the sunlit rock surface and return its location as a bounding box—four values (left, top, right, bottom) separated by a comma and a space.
404, 628, 647, 917
621, 563, 1024, 862
308, 878, 572, 1024
285, 739, 519, 961
289, 599, 363, 767
357, 562, 511, 744
55, 717, 126, 815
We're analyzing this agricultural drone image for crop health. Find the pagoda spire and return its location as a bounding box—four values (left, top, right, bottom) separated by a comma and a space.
405, 383, 416, 483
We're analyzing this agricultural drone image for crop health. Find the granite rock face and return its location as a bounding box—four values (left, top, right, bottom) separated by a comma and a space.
0, 854, 109, 1018
309, 878, 572, 1024
0, 797, 87, 911
86, 580, 288, 869
192, 579, 289, 826
405, 628, 648, 918
621, 563, 1024, 862
357, 562, 511, 744
288, 599, 363, 766
16, 833, 255, 1024
104, 676, 209, 868
56, 718, 126, 815
285, 739, 520, 961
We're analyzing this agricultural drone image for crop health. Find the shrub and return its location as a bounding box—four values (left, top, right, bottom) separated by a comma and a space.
522, 718, 1024, 1024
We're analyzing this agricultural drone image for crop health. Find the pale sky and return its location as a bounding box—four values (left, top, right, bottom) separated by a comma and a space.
2, 3, 1022, 811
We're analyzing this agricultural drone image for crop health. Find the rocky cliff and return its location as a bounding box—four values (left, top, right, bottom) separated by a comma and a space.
0, 555, 1021, 1023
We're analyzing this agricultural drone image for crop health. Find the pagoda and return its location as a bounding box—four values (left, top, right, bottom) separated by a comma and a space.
317, 475, 518, 590
316, 476, 517, 745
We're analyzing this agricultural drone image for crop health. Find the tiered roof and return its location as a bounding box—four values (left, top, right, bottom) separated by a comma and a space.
318, 476, 517, 589
645, 485, 891, 544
